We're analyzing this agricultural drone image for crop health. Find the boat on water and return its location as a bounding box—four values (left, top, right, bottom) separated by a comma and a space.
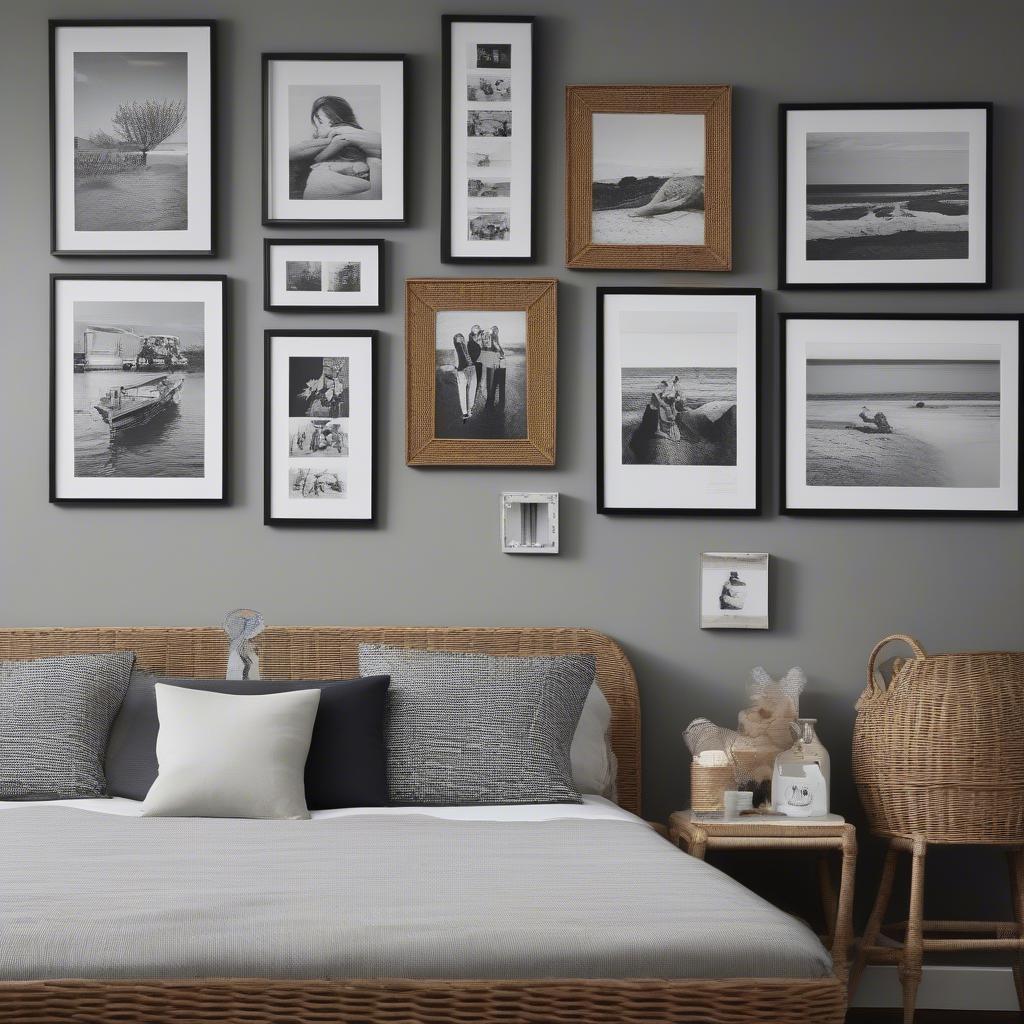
94, 375, 184, 436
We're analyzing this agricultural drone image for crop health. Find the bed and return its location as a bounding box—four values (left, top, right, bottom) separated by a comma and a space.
0, 626, 850, 1023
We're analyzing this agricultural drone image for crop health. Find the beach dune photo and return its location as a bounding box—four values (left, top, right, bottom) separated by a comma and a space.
805, 358, 1000, 487
73, 51, 189, 232
591, 112, 705, 245
806, 131, 969, 261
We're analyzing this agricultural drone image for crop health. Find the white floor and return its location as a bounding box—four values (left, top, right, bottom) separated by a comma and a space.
853, 966, 1017, 1011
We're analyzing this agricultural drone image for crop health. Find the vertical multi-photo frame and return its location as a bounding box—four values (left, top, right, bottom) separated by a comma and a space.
264, 331, 377, 525
441, 16, 535, 262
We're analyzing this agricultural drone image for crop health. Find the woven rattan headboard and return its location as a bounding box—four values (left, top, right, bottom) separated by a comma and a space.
0, 626, 642, 815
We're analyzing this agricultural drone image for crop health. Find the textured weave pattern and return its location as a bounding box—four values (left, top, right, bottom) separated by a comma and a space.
0, 652, 135, 800
0, 807, 833, 982
359, 645, 594, 805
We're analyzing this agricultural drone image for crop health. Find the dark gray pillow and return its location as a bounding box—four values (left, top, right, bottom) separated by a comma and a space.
0, 651, 136, 800
358, 645, 594, 806
105, 673, 391, 809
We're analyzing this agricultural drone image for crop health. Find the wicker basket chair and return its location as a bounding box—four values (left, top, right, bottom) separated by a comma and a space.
849, 633, 1024, 1024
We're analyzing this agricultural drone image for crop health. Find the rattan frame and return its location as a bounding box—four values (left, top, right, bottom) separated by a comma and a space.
406, 278, 557, 466
565, 85, 732, 270
0, 626, 845, 1024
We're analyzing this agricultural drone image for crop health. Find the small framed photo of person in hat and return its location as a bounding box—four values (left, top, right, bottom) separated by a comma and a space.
700, 552, 769, 629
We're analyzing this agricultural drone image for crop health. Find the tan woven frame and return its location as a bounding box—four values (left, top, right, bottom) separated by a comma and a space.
0, 626, 845, 1024
565, 85, 732, 270
406, 278, 557, 466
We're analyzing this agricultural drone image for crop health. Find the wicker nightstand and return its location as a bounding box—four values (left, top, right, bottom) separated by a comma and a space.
668, 811, 857, 984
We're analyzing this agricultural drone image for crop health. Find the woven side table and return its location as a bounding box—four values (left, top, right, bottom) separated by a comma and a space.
668, 811, 857, 986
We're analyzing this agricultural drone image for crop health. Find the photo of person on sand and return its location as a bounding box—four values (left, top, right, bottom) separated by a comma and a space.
719, 571, 747, 611
622, 367, 736, 467
288, 90, 382, 201
805, 357, 1000, 488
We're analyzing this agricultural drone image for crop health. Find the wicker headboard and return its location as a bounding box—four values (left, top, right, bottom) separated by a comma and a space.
0, 626, 642, 815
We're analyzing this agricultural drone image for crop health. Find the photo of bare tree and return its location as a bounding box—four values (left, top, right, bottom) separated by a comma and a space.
73, 51, 190, 232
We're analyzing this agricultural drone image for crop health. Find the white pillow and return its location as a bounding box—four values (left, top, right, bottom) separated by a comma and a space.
571, 683, 618, 800
142, 685, 320, 820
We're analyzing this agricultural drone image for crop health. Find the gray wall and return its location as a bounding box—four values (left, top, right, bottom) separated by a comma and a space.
2, 0, 1022, 924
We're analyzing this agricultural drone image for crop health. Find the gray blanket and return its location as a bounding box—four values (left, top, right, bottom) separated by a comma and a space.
0, 807, 831, 981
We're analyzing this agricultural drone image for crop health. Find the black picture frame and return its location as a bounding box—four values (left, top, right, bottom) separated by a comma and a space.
49, 19, 218, 257
596, 286, 763, 517
441, 15, 536, 263
261, 53, 408, 227
264, 329, 378, 526
49, 274, 229, 505
263, 238, 385, 313
778, 102, 993, 290
779, 312, 1023, 518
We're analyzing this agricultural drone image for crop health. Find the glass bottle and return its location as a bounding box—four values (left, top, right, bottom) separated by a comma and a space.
772, 718, 830, 814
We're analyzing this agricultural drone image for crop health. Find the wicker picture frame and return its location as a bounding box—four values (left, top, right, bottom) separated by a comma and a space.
406, 277, 556, 466
565, 85, 731, 271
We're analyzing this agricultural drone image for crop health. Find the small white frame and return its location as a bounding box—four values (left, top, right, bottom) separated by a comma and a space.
501, 492, 558, 554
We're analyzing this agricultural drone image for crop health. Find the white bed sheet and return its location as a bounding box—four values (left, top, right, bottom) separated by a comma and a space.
0, 794, 642, 823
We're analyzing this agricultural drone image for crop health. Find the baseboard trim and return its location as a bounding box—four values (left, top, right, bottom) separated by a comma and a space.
851, 965, 1016, 1011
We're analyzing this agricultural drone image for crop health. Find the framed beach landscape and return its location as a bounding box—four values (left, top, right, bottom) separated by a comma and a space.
566, 85, 731, 271
50, 20, 216, 256
50, 275, 227, 504
441, 16, 535, 262
262, 53, 406, 225
780, 103, 992, 289
781, 314, 1021, 517
597, 288, 761, 515
264, 330, 377, 525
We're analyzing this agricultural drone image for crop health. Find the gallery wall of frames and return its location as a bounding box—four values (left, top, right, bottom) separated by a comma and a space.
46, 15, 1021, 601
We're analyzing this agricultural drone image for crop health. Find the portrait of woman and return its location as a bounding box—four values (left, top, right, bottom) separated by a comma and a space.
289, 93, 383, 202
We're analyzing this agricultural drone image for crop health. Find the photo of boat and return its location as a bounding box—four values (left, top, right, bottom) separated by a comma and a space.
94, 375, 185, 437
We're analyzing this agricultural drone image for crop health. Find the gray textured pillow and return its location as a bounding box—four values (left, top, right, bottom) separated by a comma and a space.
0, 651, 136, 800
358, 645, 595, 805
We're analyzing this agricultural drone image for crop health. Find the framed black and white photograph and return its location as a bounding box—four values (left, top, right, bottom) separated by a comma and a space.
264, 239, 384, 312
50, 275, 226, 503
265, 330, 376, 525
442, 16, 534, 262
781, 315, 1021, 516
50, 20, 215, 256
566, 86, 731, 270
598, 288, 760, 515
780, 104, 992, 288
263, 53, 406, 225
406, 278, 556, 466
700, 552, 770, 630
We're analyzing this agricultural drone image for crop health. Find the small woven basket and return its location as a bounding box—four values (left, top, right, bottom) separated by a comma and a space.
853, 633, 1024, 844
691, 762, 736, 813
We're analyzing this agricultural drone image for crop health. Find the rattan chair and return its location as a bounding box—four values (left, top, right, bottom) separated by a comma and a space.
850, 634, 1024, 1024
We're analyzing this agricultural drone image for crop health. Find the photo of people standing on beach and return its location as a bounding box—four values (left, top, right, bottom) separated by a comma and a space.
622, 367, 736, 467
804, 357, 1000, 488
434, 310, 527, 440
289, 418, 348, 457
591, 112, 705, 245
287, 85, 383, 201
73, 51, 188, 232
806, 131, 969, 261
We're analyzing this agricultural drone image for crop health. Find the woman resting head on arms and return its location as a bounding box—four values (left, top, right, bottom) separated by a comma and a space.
290, 95, 383, 201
